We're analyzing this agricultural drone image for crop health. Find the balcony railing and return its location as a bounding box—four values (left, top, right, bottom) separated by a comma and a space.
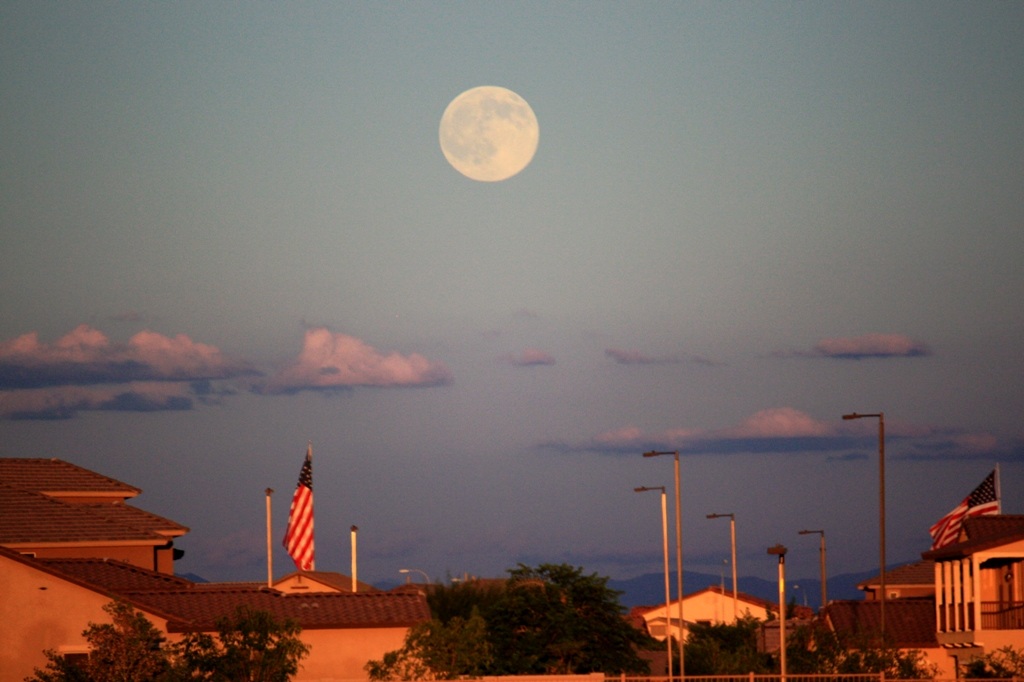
981, 600, 1024, 630
938, 601, 1024, 631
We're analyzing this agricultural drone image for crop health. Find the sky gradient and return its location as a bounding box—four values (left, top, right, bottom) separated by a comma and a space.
2, 2, 1022, 592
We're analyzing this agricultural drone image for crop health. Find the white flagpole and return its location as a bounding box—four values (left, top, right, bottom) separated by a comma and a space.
996, 464, 1002, 514
351, 525, 359, 593
265, 487, 274, 587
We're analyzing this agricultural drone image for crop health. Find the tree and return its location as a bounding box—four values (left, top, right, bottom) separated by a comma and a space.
486, 563, 652, 675
366, 609, 492, 681
786, 621, 937, 678
27, 602, 309, 682
961, 645, 1024, 678
173, 606, 310, 682
27, 601, 171, 682
367, 563, 654, 679
683, 616, 772, 675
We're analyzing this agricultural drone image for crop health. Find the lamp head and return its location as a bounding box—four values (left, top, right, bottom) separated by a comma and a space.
767, 544, 788, 556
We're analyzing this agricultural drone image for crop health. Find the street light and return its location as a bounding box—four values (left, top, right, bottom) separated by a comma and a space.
798, 529, 827, 610
707, 513, 738, 621
768, 544, 788, 681
842, 411, 885, 640
636, 486, 673, 679
398, 568, 431, 584
644, 450, 684, 678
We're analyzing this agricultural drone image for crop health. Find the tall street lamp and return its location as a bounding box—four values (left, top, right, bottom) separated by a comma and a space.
798, 529, 827, 610
706, 513, 737, 621
842, 411, 885, 640
399, 568, 431, 584
767, 544, 788, 681
636, 486, 673, 679
644, 450, 684, 678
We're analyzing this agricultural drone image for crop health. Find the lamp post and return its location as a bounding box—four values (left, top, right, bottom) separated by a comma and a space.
798, 529, 827, 610
644, 450, 683, 678
767, 544, 788, 681
399, 568, 431, 584
707, 513, 737, 621
842, 411, 885, 640
636, 486, 673, 679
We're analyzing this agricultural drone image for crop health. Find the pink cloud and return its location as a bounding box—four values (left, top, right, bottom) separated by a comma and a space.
724, 407, 833, 438
812, 333, 931, 359
501, 348, 556, 367
0, 324, 255, 388
262, 327, 452, 394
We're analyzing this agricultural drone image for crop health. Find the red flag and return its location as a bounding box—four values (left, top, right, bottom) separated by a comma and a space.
929, 470, 999, 549
283, 444, 315, 571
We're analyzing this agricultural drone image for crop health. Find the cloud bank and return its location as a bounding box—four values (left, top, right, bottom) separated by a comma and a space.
0, 325, 255, 388
260, 327, 452, 394
0, 325, 256, 419
777, 333, 931, 359
540, 407, 1016, 461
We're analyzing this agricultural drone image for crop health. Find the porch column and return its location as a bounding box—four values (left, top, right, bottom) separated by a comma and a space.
971, 555, 982, 632
952, 559, 963, 630
935, 560, 943, 632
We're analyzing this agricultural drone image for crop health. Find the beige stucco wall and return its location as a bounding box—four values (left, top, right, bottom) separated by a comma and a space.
292, 626, 411, 681
0, 555, 171, 682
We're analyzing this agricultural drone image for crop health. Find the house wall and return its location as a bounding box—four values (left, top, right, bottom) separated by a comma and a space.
0, 554, 171, 682
16, 543, 162, 571
293, 626, 412, 681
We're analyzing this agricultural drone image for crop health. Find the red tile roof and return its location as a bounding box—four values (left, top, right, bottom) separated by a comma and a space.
0, 458, 140, 497
824, 599, 937, 649
0, 485, 176, 544
142, 588, 432, 632
40, 557, 193, 592
857, 560, 935, 589
23, 551, 431, 633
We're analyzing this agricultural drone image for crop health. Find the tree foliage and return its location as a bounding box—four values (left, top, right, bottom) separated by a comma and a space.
786, 621, 936, 678
174, 606, 310, 682
683, 616, 772, 674
366, 563, 654, 680
28, 601, 170, 682
26, 601, 308, 682
961, 645, 1024, 678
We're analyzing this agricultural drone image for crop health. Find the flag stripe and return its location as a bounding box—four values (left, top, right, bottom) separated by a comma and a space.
929, 470, 998, 550
283, 447, 315, 571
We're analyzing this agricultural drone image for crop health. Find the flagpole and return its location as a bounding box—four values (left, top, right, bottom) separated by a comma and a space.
351, 525, 359, 593
265, 487, 274, 587
308, 442, 315, 571
996, 463, 1002, 514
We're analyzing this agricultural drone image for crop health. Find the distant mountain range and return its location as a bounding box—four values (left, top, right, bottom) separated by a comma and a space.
190, 568, 876, 611
608, 568, 877, 609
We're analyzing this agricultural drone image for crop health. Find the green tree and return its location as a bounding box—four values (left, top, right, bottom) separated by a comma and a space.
173, 606, 310, 682
786, 621, 936, 678
366, 609, 492, 681
961, 645, 1024, 678
683, 616, 772, 674
486, 563, 652, 675
27, 602, 309, 682
27, 601, 171, 682
368, 563, 653, 679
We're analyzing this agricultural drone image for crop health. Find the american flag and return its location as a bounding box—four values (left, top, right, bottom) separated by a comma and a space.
283, 445, 315, 571
929, 469, 999, 550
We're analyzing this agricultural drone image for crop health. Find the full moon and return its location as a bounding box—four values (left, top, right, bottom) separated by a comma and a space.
439, 86, 539, 182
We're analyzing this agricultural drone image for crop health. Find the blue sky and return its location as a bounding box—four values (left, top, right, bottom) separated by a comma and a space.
2, 2, 1022, 590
